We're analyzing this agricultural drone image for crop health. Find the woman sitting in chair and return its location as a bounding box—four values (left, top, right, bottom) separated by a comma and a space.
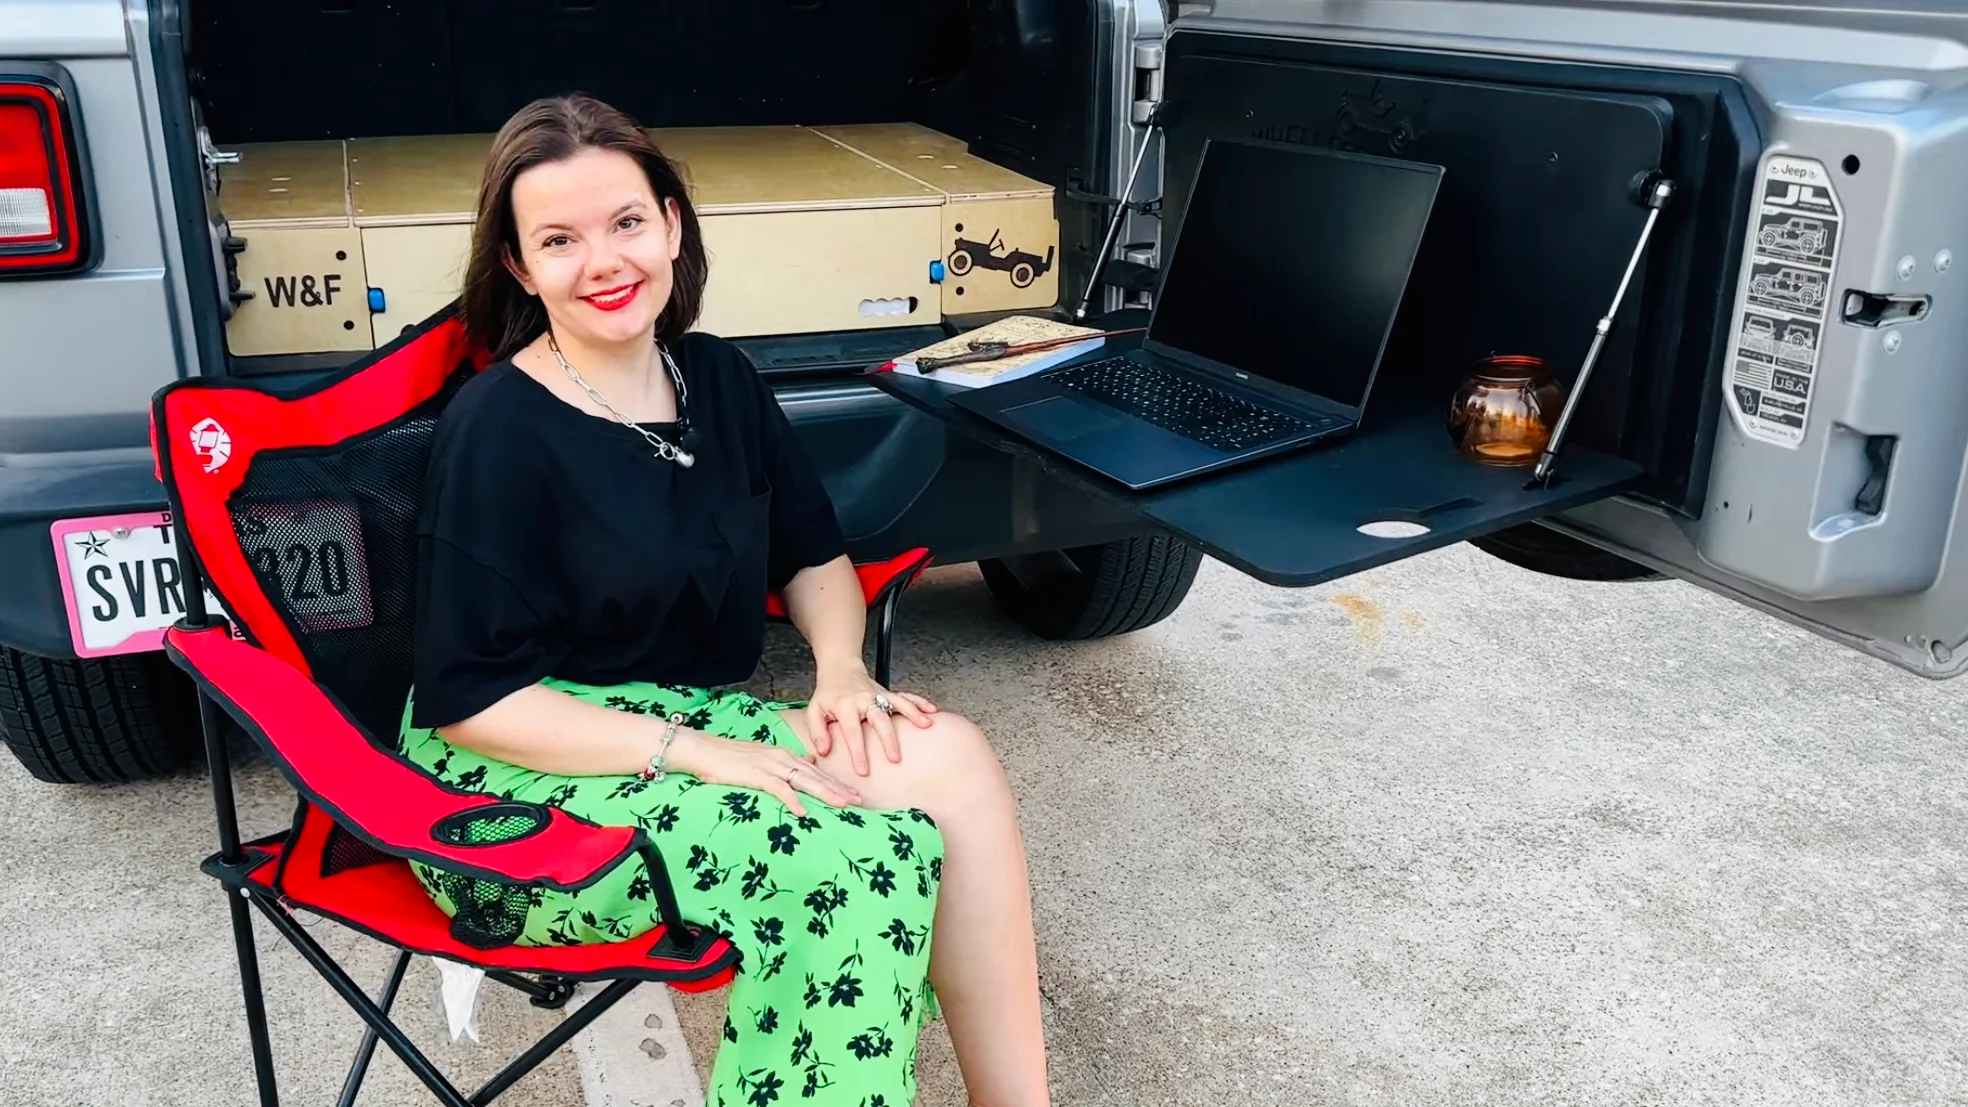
399, 94, 1050, 1107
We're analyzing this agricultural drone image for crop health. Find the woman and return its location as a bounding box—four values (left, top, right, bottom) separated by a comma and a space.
398, 94, 1050, 1107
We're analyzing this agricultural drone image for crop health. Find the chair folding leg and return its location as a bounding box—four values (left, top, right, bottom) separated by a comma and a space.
874, 582, 907, 689
199, 688, 282, 1107
251, 897, 477, 1107
470, 979, 641, 1105
252, 891, 648, 1107
226, 893, 283, 1107
486, 970, 576, 1009
338, 949, 413, 1107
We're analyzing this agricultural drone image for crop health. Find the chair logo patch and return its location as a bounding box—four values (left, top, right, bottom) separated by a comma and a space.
190, 418, 232, 473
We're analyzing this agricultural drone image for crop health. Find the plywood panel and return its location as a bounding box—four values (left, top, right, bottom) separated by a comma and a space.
362, 224, 473, 345
220, 141, 349, 228
349, 127, 944, 224
348, 134, 494, 226
813, 123, 1052, 202
650, 126, 940, 215
937, 196, 1060, 315
224, 227, 371, 356
696, 205, 940, 338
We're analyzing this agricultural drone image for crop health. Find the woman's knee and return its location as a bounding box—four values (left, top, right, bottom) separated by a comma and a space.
916, 708, 991, 755
892, 710, 1007, 810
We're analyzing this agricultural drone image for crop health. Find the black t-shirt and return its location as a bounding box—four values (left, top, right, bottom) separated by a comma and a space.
407, 332, 846, 729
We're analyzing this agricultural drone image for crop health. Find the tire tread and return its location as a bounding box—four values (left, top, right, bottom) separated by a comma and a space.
0, 647, 200, 785
982, 535, 1204, 642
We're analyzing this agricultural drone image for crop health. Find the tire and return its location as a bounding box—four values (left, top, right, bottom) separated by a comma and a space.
1009, 261, 1036, 288
979, 534, 1205, 640
946, 249, 973, 276
1467, 523, 1665, 583
0, 646, 205, 784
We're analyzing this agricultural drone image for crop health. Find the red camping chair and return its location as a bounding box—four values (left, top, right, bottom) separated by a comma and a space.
149, 307, 934, 1106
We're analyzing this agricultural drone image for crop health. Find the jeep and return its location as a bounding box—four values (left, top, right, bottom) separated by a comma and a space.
4, 0, 1967, 786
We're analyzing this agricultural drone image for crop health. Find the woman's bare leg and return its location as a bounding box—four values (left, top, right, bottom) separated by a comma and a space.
779, 707, 1049, 1107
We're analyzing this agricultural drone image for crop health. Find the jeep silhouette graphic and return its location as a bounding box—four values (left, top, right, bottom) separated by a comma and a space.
1758, 216, 1829, 256
1775, 324, 1817, 364
1749, 267, 1825, 310
1334, 84, 1421, 154
947, 229, 1054, 289
1741, 315, 1776, 353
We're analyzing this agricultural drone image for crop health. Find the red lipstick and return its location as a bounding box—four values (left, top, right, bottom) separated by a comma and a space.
582, 282, 641, 312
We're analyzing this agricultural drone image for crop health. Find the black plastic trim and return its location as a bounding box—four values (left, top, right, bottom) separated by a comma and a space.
0, 455, 172, 659
147, 0, 231, 380
0, 62, 101, 278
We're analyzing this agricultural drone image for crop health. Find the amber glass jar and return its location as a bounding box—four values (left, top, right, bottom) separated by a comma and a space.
1448, 355, 1565, 466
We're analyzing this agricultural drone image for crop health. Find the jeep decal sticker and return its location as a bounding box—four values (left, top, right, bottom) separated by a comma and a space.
1727, 155, 1843, 448
946, 227, 1054, 290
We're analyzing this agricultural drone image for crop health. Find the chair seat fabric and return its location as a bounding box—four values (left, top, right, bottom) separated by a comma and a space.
241, 810, 740, 989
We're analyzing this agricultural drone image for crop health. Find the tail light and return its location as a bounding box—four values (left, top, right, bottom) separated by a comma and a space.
0, 76, 88, 275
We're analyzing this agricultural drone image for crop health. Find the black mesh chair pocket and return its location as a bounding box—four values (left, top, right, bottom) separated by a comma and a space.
428, 868, 542, 950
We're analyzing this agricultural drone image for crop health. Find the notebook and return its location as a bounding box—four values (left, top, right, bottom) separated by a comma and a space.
883, 316, 1109, 388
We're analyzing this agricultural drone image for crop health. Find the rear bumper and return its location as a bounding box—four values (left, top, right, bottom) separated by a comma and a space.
0, 387, 1158, 662
0, 451, 167, 659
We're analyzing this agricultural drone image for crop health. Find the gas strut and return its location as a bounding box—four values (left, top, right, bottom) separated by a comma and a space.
1532, 176, 1677, 484
1073, 104, 1164, 322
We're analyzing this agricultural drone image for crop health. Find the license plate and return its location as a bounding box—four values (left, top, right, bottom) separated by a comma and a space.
51, 511, 218, 657
51, 501, 372, 658
236, 498, 374, 633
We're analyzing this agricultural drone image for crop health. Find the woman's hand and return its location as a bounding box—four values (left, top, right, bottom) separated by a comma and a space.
666, 728, 862, 818
804, 660, 938, 777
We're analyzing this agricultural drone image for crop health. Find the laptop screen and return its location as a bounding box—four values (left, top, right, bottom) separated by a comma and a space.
1146, 137, 1441, 413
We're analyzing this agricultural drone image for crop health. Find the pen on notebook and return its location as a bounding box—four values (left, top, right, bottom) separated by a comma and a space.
916, 327, 1145, 374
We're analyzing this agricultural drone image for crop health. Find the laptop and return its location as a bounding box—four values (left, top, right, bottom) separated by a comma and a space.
950, 136, 1444, 491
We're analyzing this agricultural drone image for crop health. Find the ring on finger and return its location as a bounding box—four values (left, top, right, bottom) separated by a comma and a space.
872, 693, 893, 716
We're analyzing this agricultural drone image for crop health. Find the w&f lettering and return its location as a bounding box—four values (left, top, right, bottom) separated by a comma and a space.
262, 273, 343, 308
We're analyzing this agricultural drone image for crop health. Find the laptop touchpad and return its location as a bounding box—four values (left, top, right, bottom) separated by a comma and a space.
1001, 395, 1128, 440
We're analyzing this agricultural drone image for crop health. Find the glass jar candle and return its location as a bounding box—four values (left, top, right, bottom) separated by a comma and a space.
1448, 355, 1565, 467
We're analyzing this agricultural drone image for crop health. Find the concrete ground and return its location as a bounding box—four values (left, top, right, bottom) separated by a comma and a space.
3, 545, 1963, 1106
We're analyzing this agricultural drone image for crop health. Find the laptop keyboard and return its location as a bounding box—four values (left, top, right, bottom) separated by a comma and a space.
1049, 357, 1337, 452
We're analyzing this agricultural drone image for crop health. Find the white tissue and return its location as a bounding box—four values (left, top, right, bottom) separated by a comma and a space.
432, 957, 486, 1044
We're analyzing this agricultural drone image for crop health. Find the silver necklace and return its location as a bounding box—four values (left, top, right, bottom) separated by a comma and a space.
547, 333, 695, 468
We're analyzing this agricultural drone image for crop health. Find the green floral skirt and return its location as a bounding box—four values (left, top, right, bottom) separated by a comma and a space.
399, 676, 946, 1107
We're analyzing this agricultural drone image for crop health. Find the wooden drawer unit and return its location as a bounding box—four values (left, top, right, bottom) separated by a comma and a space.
216, 124, 1058, 357
217, 141, 370, 357
815, 123, 1059, 317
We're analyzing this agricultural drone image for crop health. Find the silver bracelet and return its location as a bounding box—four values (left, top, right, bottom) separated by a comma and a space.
640, 712, 685, 782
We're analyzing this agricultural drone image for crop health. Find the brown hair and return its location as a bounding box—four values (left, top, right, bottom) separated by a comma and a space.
460, 94, 708, 359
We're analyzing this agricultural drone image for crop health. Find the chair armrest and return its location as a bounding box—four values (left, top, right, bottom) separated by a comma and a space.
163, 621, 639, 893
765, 546, 933, 618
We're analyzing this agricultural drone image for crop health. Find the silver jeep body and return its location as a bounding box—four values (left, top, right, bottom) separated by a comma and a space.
3, 0, 1967, 784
